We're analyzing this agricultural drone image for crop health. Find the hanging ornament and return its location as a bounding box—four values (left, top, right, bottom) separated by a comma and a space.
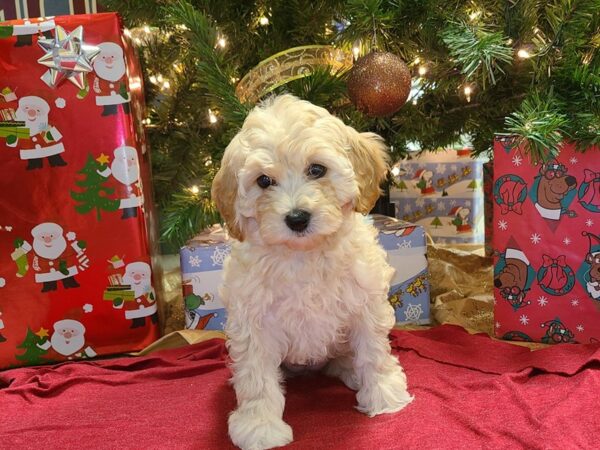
37, 25, 101, 89
347, 51, 412, 117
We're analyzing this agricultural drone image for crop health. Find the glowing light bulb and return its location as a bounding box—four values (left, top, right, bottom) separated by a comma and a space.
124, 28, 132, 38
149, 75, 158, 84
162, 80, 171, 89
143, 25, 151, 34
517, 48, 531, 59
418, 65, 427, 76
190, 185, 199, 194
413, 57, 421, 65
412, 99, 418, 105
259, 16, 269, 26
217, 37, 227, 48
157, 74, 164, 83
469, 11, 481, 21
352, 46, 360, 59
208, 109, 218, 124
506, 38, 513, 45
464, 85, 472, 102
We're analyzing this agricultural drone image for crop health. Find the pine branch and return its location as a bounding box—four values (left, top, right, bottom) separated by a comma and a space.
504, 90, 569, 162
442, 21, 513, 88
164, 0, 250, 127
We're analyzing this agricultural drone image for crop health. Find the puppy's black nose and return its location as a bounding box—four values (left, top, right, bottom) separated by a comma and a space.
494, 278, 502, 288
566, 175, 576, 187
285, 209, 311, 232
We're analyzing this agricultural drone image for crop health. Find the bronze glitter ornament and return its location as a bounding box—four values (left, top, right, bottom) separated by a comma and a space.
347, 51, 412, 117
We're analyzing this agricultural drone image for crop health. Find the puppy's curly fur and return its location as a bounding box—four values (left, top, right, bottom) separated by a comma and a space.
212, 95, 413, 450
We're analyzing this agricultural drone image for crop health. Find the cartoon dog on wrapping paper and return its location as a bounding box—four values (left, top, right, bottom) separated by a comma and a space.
211, 95, 412, 450
582, 232, 600, 303
534, 160, 577, 221
494, 247, 533, 311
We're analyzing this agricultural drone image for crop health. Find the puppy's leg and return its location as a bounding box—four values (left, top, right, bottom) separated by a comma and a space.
227, 324, 292, 450
351, 299, 413, 417
324, 354, 360, 391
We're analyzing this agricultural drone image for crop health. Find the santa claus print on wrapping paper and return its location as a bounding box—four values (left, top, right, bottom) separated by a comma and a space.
530, 160, 578, 223
540, 318, 576, 344
103, 261, 157, 329
12, 223, 89, 293
96, 146, 145, 219
16, 320, 96, 365
0, 17, 55, 47
494, 244, 536, 311
92, 42, 131, 116
4, 96, 67, 170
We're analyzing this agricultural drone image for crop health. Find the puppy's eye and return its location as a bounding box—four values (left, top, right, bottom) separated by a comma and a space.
257, 175, 275, 189
307, 164, 327, 179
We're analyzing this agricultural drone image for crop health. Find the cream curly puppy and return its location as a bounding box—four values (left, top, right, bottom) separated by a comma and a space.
212, 94, 413, 450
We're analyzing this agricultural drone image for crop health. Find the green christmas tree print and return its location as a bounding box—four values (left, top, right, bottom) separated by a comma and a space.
71, 154, 120, 221
468, 179, 478, 191
15, 328, 49, 366
430, 217, 443, 228
395, 179, 408, 192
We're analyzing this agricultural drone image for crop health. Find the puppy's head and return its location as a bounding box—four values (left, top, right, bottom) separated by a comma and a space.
212, 94, 388, 250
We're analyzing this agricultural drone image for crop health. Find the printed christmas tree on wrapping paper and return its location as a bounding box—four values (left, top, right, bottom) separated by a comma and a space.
430, 217, 443, 228
70, 154, 119, 221
15, 328, 49, 366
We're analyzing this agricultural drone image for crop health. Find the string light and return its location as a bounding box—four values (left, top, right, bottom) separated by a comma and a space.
259, 16, 269, 26
123, 28, 132, 38
352, 46, 360, 60
208, 109, 218, 124
134, 38, 142, 45
412, 99, 418, 105
506, 38, 513, 45
469, 11, 481, 21
149, 75, 158, 84
418, 65, 428, 76
189, 185, 199, 194
173, 63, 183, 73
413, 56, 421, 65
230, 76, 239, 83
143, 25, 151, 34
157, 74, 164, 83
162, 80, 171, 89
217, 36, 227, 48
517, 48, 531, 59
463, 85, 473, 102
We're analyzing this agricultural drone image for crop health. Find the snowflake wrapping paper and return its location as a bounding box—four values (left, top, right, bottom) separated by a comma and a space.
0, 13, 160, 369
180, 217, 430, 331
493, 136, 600, 344
390, 149, 485, 246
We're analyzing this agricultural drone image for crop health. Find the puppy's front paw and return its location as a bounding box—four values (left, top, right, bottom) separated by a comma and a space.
356, 367, 413, 417
228, 407, 293, 450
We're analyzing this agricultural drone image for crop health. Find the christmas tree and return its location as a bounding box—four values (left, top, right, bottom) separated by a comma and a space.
100, 0, 599, 245
430, 216, 443, 228
467, 179, 478, 191
70, 154, 120, 221
15, 328, 49, 366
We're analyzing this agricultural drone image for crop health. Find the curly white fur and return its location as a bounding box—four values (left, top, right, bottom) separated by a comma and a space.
212, 95, 413, 450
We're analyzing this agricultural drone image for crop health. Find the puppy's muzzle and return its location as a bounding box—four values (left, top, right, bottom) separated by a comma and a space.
285, 209, 311, 233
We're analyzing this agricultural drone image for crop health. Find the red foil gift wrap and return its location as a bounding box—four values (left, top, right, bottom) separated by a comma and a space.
0, 13, 161, 368
492, 137, 600, 344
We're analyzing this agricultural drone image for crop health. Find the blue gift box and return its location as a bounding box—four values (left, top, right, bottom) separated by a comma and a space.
180, 217, 430, 331
390, 149, 485, 245
371, 215, 430, 325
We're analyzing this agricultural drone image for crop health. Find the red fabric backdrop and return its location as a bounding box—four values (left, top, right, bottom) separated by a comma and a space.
1, 325, 599, 449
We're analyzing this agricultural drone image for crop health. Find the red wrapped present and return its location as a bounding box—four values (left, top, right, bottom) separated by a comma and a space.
493, 136, 600, 344
0, 13, 160, 368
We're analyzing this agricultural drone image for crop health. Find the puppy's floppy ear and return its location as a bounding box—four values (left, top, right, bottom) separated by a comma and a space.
211, 144, 244, 241
346, 130, 390, 214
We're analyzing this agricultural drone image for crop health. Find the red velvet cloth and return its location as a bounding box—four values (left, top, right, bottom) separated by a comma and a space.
1, 325, 599, 448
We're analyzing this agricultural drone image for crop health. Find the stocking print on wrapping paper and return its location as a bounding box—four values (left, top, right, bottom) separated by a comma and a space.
493, 174, 527, 215
577, 232, 600, 309
578, 169, 600, 214
494, 244, 536, 311
537, 254, 575, 296
530, 160, 578, 228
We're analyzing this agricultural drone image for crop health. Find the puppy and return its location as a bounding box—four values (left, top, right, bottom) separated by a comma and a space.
212, 94, 413, 450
